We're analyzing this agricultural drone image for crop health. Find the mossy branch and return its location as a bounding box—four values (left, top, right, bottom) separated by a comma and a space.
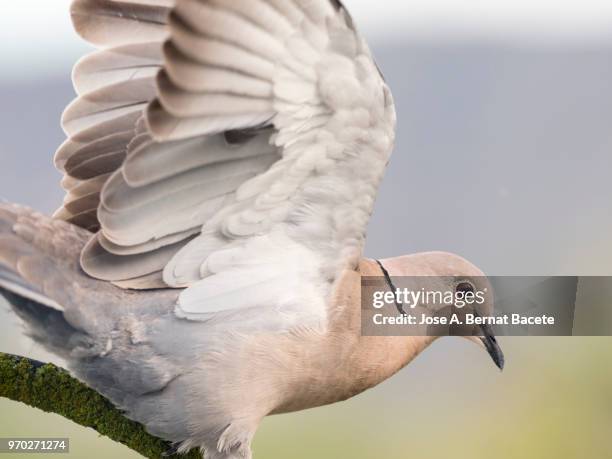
0, 353, 202, 459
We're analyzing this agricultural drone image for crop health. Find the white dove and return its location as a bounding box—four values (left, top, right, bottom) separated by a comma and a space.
0, 0, 503, 458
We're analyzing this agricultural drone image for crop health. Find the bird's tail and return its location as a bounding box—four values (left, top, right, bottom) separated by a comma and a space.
0, 202, 96, 357
0, 202, 91, 309
0, 202, 184, 415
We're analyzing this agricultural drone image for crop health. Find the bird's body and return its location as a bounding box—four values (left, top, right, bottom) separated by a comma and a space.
0, 205, 437, 456
0, 1, 503, 457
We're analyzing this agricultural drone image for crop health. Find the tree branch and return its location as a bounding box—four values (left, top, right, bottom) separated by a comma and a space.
0, 353, 202, 459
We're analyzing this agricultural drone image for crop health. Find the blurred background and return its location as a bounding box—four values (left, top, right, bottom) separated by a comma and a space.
1, 0, 612, 458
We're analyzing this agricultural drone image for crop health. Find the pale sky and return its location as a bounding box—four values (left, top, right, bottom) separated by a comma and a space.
1, 0, 612, 78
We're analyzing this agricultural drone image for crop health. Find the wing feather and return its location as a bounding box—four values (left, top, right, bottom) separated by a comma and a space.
168, 12, 275, 80
73, 43, 163, 94
81, 233, 191, 280
54, 0, 172, 228
162, 42, 272, 97
123, 130, 276, 187
71, 0, 170, 47
101, 154, 278, 214
156, 71, 274, 118
98, 227, 199, 256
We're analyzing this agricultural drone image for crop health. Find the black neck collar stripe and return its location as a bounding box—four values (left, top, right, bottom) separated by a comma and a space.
375, 259, 407, 316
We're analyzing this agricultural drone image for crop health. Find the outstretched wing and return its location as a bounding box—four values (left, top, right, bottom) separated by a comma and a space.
55, 0, 396, 321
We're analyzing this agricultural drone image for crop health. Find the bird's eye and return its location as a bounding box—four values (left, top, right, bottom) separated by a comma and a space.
455, 281, 475, 295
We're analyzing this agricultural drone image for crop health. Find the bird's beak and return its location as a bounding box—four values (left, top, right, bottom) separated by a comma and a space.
479, 323, 504, 370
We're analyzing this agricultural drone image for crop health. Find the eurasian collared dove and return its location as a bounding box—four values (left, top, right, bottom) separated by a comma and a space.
0, 1, 503, 458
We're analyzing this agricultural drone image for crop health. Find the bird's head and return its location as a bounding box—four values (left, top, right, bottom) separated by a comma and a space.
377, 252, 504, 370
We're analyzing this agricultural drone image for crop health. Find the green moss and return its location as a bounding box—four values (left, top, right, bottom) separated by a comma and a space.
0, 353, 202, 459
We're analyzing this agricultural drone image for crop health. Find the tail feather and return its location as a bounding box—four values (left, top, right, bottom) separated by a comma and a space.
0, 202, 92, 311
0, 266, 63, 311
0, 289, 92, 360
0, 202, 91, 356
0, 202, 188, 440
